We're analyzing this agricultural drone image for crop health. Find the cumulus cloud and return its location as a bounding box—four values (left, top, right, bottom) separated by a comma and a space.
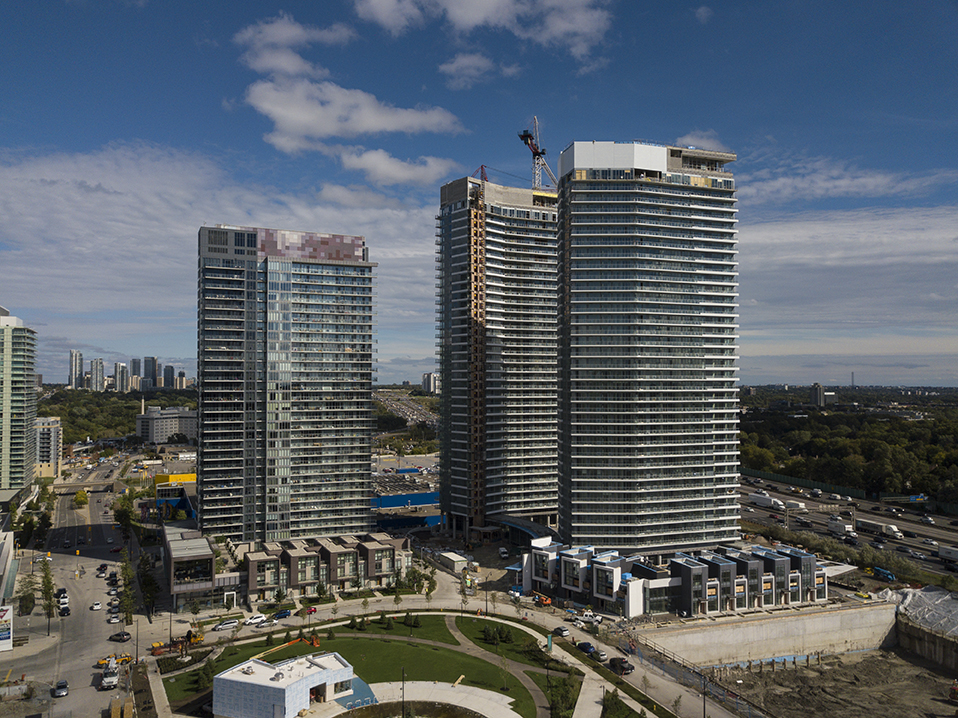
337, 147, 461, 186
234, 14, 463, 186
438, 53, 496, 90
695, 6, 714, 24
354, 0, 611, 62
674, 129, 730, 152
234, 13, 355, 78
246, 78, 463, 147
0, 143, 442, 383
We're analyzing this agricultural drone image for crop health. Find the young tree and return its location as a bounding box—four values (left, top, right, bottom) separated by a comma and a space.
361, 597, 370, 615
16, 573, 38, 616
393, 589, 403, 610
189, 600, 201, 628
73, 489, 89, 508
40, 559, 55, 635
490, 591, 498, 615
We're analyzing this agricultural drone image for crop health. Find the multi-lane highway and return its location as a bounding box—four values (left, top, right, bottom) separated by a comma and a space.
741, 479, 958, 574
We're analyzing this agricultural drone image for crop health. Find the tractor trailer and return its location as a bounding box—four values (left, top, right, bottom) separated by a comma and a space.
856, 518, 904, 540
827, 519, 856, 538
750, 493, 785, 510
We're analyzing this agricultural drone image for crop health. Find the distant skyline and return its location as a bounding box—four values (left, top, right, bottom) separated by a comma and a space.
2, 2, 956, 386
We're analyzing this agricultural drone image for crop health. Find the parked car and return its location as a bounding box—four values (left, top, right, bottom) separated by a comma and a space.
92, 601, 102, 611
110, 547, 122, 553
213, 620, 239, 632
553, 626, 570, 637
258, 618, 278, 628
594, 650, 608, 661
306, 606, 317, 614
109, 632, 132, 642
499, 547, 510, 559
108, 615, 121, 624
610, 657, 634, 675
52, 680, 69, 697
58, 607, 71, 617
577, 642, 595, 655
244, 614, 267, 626
96, 572, 106, 579
274, 609, 292, 620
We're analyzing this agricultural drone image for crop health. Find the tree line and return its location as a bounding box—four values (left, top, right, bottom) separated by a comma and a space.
741, 387, 958, 502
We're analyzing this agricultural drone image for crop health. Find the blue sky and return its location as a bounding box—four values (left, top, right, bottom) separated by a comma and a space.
1, 1, 956, 386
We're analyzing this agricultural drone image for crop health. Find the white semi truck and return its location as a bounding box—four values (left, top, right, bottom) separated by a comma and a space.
785, 500, 808, 513
750, 493, 785, 510
827, 519, 857, 538
856, 518, 904, 540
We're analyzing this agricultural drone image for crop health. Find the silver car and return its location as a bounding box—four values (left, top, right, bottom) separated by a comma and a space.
53, 680, 69, 697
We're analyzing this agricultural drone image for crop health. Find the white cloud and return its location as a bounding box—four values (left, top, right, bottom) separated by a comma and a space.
674, 129, 730, 152
0, 143, 443, 384
246, 78, 463, 147
317, 183, 403, 209
738, 206, 958, 362
337, 147, 461, 186
738, 150, 958, 206
234, 13, 356, 78
695, 6, 714, 24
354, 0, 611, 62
438, 53, 496, 90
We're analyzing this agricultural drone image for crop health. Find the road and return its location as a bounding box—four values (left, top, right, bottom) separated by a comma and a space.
742, 479, 958, 574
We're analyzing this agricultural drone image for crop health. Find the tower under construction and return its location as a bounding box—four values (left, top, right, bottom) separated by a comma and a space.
437, 177, 558, 541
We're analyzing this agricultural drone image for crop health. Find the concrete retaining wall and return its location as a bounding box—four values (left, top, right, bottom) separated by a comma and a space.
896, 613, 958, 671
643, 603, 897, 666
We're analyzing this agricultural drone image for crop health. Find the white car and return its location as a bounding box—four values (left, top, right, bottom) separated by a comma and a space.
107, 538, 114, 544
923, 538, 939, 546
244, 614, 267, 626
92, 602, 102, 611
213, 619, 239, 632
258, 618, 278, 628
108, 615, 121, 624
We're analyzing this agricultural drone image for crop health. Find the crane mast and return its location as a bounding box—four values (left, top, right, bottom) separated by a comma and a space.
518, 116, 558, 189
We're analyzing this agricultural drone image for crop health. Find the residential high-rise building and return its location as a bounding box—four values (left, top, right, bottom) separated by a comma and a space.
163, 364, 175, 389
437, 178, 559, 540
0, 307, 37, 489
36, 416, 62, 478
556, 141, 740, 553
131, 357, 141, 377
175, 370, 187, 390
90, 358, 105, 392
69, 349, 83, 389
197, 225, 375, 542
144, 357, 158, 387
420, 372, 440, 395
115, 362, 129, 393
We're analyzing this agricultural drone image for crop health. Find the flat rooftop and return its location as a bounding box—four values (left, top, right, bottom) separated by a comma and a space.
221, 653, 351, 688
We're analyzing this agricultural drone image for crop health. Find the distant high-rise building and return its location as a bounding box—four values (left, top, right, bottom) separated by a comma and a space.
175, 370, 187, 390
131, 357, 141, 377
157, 363, 163, 387
129, 374, 142, 391
197, 224, 375, 542
0, 306, 37, 489
556, 141, 740, 553
90, 358, 105, 392
810, 383, 825, 407
163, 364, 175, 389
115, 362, 129, 393
437, 177, 559, 539
144, 357, 158, 387
69, 349, 83, 389
421, 372, 440, 395
36, 416, 62, 478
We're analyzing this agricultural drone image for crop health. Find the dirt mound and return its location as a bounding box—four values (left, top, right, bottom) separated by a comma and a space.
725, 649, 955, 718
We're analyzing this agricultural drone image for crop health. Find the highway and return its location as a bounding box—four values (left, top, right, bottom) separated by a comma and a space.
741, 479, 958, 574
373, 389, 438, 428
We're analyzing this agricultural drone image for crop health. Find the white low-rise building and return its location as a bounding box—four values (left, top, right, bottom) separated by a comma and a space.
213, 652, 354, 718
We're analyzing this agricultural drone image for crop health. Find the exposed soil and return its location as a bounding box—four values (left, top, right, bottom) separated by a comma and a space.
724, 648, 958, 718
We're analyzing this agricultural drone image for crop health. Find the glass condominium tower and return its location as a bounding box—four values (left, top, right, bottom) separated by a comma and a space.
197, 225, 375, 543
437, 178, 558, 539
556, 141, 740, 553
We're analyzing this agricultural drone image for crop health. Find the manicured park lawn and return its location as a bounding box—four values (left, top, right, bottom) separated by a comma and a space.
456, 617, 579, 675
338, 613, 459, 645
166, 634, 536, 718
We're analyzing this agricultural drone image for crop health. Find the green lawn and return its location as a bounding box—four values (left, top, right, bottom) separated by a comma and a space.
334, 613, 459, 645
456, 617, 579, 674
166, 635, 536, 718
